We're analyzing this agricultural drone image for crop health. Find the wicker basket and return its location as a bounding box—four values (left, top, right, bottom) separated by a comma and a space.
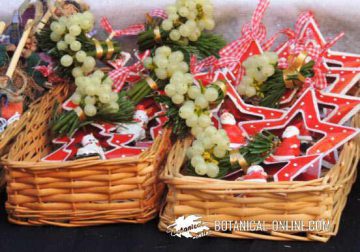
0, 67, 47, 188
0, 101, 32, 188
158, 114, 359, 242
2, 83, 172, 227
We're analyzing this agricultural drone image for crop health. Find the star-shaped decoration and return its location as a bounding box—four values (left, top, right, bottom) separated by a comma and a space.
240, 88, 359, 157
319, 64, 360, 94
277, 13, 360, 69
276, 14, 360, 94
299, 15, 360, 68
272, 155, 321, 181
223, 74, 285, 120
149, 111, 167, 140
315, 90, 360, 124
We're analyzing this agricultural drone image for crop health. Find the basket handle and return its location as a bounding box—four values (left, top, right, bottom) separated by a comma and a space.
4, 19, 34, 81
34, 0, 62, 34
0, 21, 5, 35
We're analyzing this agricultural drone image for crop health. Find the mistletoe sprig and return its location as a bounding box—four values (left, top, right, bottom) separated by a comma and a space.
237, 52, 315, 108
37, 11, 121, 80
186, 131, 280, 178
137, 0, 226, 61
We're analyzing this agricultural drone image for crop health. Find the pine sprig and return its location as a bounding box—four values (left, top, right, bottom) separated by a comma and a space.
51, 92, 135, 137
154, 95, 189, 139
259, 61, 315, 108
166, 33, 226, 62
138, 26, 226, 62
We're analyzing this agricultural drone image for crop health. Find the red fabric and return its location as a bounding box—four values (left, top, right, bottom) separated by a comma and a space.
100, 17, 145, 37
219, 0, 269, 59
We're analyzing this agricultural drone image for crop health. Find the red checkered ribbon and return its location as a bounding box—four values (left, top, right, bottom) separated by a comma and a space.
262, 28, 295, 52
219, 0, 269, 59
311, 33, 345, 89
264, 11, 344, 90
149, 9, 168, 19
100, 17, 145, 38
108, 50, 151, 92
190, 55, 218, 74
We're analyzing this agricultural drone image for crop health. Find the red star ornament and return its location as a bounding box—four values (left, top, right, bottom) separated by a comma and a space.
240, 88, 360, 157
277, 40, 360, 95
42, 128, 91, 162
223, 74, 285, 120
276, 13, 360, 69
211, 72, 284, 148
298, 15, 360, 68
273, 155, 322, 182
319, 64, 360, 94
315, 90, 360, 124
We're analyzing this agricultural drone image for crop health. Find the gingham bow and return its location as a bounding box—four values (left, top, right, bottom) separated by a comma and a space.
310, 33, 345, 89
100, 17, 145, 39
108, 51, 151, 92
190, 55, 218, 74
148, 9, 168, 19
219, 0, 269, 59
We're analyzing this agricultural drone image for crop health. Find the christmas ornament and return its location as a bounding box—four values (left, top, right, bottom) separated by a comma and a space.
240, 165, 268, 183
273, 154, 321, 181
240, 89, 360, 158
237, 51, 315, 108
137, 0, 226, 61
186, 131, 280, 178
274, 11, 360, 94
36, 10, 122, 80
51, 88, 135, 137
272, 126, 301, 161
315, 90, 360, 124
219, 110, 246, 148
76, 133, 105, 159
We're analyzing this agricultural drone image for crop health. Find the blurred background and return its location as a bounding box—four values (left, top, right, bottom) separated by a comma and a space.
1, 0, 360, 52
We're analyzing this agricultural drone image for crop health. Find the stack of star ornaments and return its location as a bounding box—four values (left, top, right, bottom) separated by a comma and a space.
43, 97, 167, 161
187, 0, 360, 182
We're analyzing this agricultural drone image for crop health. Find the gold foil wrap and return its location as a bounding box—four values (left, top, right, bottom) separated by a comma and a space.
74, 107, 86, 122
92, 38, 103, 59
154, 26, 162, 42
145, 77, 158, 90
283, 51, 308, 89
105, 40, 115, 60
229, 150, 248, 171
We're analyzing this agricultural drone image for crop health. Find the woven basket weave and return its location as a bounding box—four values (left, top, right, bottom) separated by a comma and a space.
0, 68, 45, 188
158, 114, 359, 242
2, 83, 172, 227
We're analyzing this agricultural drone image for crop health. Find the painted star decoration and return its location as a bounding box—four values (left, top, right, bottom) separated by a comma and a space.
42, 123, 147, 162
239, 88, 360, 181
276, 12, 360, 95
